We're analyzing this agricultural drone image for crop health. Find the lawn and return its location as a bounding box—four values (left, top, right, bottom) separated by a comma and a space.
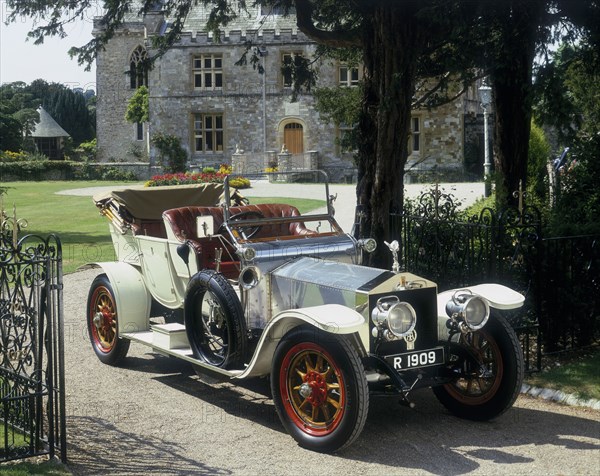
525, 347, 600, 401
0, 181, 325, 274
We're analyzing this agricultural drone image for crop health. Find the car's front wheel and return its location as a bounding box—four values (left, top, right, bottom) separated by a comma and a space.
271, 326, 369, 453
87, 274, 130, 365
433, 313, 524, 420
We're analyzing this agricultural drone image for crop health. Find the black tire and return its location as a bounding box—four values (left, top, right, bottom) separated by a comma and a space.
184, 269, 247, 369
87, 274, 130, 365
433, 313, 524, 421
271, 326, 369, 453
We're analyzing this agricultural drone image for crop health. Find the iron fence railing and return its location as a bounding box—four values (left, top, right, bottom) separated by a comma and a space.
391, 184, 599, 371
1, 209, 66, 463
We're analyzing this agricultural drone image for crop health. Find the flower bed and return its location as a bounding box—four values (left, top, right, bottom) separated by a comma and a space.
145, 165, 251, 189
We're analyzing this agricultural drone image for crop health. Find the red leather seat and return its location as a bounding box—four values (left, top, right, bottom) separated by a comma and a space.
162, 204, 315, 277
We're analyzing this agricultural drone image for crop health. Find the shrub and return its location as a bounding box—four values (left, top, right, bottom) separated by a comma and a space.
528, 121, 551, 203
0, 150, 28, 162
151, 133, 187, 173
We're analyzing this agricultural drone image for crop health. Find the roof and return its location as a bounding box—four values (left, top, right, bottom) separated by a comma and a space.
120, 1, 297, 35
31, 107, 70, 138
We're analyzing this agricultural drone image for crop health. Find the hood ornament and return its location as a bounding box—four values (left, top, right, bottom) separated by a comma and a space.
384, 240, 400, 274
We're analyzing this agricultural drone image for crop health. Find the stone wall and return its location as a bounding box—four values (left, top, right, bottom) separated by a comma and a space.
94, 21, 148, 162
148, 30, 341, 172
94, 6, 473, 182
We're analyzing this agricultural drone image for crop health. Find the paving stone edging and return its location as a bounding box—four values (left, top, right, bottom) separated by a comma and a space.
521, 383, 600, 410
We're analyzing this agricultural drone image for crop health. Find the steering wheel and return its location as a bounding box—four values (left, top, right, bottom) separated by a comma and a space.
220, 210, 265, 240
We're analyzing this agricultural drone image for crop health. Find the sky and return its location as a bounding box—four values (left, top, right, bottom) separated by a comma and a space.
0, 2, 97, 91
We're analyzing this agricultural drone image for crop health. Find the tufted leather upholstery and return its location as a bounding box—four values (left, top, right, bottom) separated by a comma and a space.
162, 203, 315, 242
162, 204, 315, 278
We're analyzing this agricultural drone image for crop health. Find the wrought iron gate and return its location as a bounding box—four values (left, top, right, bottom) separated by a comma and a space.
1, 209, 66, 462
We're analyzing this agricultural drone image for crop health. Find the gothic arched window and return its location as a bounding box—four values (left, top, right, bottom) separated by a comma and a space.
130, 46, 148, 89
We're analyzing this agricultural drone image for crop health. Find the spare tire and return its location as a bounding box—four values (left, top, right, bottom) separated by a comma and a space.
184, 269, 247, 369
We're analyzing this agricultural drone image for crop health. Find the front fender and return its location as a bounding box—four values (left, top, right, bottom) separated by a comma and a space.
436, 283, 524, 340
235, 304, 365, 379
437, 283, 525, 316
83, 262, 152, 334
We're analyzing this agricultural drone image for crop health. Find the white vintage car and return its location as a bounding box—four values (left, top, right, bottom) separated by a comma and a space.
87, 173, 525, 452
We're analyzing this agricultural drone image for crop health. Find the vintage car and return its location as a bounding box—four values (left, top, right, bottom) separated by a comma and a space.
87, 173, 525, 453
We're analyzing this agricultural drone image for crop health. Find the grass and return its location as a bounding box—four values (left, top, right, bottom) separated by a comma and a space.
1, 181, 325, 274
0, 423, 27, 451
0, 459, 72, 475
525, 347, 600, 401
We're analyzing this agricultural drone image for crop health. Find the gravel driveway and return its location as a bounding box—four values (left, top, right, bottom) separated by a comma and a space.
63, 268, 600, 476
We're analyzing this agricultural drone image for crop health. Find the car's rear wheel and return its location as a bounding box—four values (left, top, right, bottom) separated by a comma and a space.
433, 313, 523, 420
185, 269, 247, 369
271, 326, 368, 453
87, 274, 130, 365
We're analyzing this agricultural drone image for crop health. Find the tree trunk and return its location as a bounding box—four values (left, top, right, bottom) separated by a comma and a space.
356, 4, 424, 268
490, 0, 545, 206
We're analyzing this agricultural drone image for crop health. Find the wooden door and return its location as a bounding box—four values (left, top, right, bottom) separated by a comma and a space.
284, 122, 304, 154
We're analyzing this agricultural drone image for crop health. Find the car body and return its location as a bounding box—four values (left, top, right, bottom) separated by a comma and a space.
87, 173, 525, 452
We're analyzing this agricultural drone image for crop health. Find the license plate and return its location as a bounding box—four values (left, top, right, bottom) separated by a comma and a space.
386, 347, 445, 371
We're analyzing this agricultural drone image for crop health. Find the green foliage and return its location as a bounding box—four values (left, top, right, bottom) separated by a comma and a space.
0, 79, 95, 148
0, 457, 72, 475
534, 42, 600, 145
314, 85, 362, 153
526, 348, 600, 401
527, 121, 551, 202
125, 85, 149, 123
151, 133, 187, 173
534, 41, 600, 236
549, 133, 600, 236
73, 138, 97, 161
460, 193, 497, 220
0, 113, 23, 151
0, 159, 137, 181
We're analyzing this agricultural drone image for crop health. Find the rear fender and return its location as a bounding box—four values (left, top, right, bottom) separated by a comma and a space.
84, 263, 152, 334
235, 304, 365, 379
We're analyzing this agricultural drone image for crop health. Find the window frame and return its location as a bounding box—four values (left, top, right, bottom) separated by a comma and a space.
135, 122, 144, 141
281, 52, 304, 88
192, 54, 224, 91
337, 123, 356, 155
338, 64, 360, 87
193, 113, 224, 154
409, 116, 421, 155
130, 45, 148, 89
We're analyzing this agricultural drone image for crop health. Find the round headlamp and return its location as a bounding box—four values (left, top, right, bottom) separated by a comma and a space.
446, 292, 490, 331
387, 302, 417, 337
358, 238, 377, 254
372, 296, 417, 339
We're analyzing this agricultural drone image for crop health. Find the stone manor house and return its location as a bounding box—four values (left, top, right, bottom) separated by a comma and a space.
94, 4, 487, 181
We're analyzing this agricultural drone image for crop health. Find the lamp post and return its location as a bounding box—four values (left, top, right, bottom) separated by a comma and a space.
258, 46, 268, 157
479, 80, 492, 197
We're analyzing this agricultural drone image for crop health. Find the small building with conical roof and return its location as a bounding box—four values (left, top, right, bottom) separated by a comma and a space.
31, 106, 70, 160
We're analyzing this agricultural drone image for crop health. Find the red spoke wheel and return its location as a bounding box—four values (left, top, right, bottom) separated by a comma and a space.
434, 313, 524, 420
271, 326, 368, 453
87, 274, 130, 365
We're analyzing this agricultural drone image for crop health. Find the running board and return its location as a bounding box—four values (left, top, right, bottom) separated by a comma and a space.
122, 326, 243, 378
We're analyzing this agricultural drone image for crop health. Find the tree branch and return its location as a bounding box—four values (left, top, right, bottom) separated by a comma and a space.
294, 0, 362, 48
